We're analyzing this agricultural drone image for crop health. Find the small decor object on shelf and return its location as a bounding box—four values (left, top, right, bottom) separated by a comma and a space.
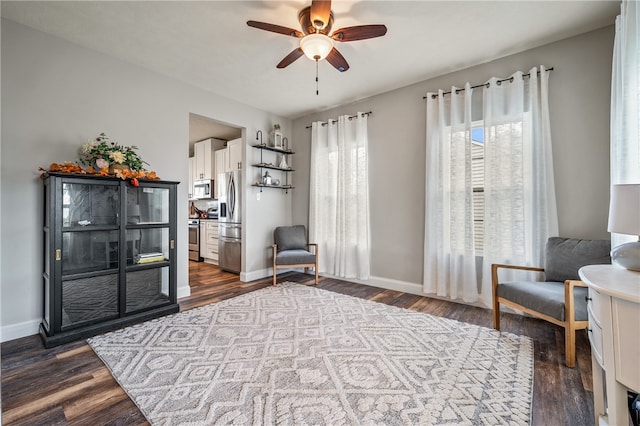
135, 252, 165, 264
263, 171, 272, 185
39, 132, 160, 184
279, 155, 288, 169
269, 124, 283, 149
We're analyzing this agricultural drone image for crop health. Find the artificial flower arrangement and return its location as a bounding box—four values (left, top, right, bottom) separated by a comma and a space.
40, 133, 160, 186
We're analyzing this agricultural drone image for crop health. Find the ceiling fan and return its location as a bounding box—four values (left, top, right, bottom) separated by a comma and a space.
247, 0, 387, 73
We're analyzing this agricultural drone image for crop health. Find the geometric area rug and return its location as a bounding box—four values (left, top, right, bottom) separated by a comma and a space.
88, 283, 533, 425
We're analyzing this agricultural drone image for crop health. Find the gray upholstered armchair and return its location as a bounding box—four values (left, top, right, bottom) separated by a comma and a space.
492, 237, 611, 367
272, 225, 318, 286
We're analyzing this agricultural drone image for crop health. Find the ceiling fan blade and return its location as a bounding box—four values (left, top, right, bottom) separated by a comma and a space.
247, 20, 304, 38
331, 25, 388, 42
277, 48, 305, 69
326, 47, 349, 72
310, 0, 332, 30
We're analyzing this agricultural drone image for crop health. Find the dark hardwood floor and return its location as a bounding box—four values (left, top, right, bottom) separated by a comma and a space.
1, 262, 594, 425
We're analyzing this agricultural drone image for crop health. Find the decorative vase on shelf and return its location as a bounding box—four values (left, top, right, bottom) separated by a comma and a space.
279, 155, 288, 169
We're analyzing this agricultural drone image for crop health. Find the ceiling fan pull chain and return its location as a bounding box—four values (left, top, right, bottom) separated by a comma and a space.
316, 59, 320, 95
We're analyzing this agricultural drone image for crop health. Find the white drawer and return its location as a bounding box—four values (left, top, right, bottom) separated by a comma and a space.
206, 221, 218, 230
588, 305, 604, 368
612, 298, 640, 392
588, 288, 606, 326
205, 249, 218, 261
207, 233, 218, 242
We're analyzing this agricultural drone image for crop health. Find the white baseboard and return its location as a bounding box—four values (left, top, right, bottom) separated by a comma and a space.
242, 268, 269, 282
177, 283, 191, 299
357, 276, 425, 296
1, 318, 40, 342
330, 275, 424, 296
324, 275, 489, 309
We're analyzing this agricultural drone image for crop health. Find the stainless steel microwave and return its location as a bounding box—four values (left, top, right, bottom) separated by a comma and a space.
193, 180, 214, 199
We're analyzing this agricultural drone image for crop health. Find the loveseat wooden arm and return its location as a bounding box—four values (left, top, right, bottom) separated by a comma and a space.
491, 263, 545, 330
564, 279, 588, 314
491, 263, 545, 290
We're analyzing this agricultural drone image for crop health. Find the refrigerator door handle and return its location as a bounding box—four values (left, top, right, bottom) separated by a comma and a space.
227, 174, 236, 219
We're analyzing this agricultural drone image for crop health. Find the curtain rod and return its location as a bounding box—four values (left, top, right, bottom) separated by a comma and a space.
305, 111, 372, 129
422, 67, 554, 100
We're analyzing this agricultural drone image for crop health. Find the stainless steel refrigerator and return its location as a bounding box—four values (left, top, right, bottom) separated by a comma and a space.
218, 170, 241, 273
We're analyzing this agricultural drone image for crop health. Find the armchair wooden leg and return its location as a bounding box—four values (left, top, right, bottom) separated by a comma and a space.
565, 326, 576, 368
273, 260, 277, 286
491, 264, 500, 330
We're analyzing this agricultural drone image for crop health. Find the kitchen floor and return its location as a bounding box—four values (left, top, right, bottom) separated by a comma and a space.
188, 261, 237, 288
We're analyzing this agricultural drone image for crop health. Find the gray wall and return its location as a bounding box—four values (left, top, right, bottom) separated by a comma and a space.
292, 26, 614, 289
0, 19, 292, 340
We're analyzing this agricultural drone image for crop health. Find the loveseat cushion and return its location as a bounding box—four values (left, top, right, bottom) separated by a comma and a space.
497, 281, 588, 321
545, 237, 611, 282
275, 249, 316, 265
274, 225, 308, 251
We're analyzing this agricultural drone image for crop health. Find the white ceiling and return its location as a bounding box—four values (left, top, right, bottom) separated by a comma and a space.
2, 0, 619, 122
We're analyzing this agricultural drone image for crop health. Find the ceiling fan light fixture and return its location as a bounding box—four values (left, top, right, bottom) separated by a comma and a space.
300, 33, 333, 61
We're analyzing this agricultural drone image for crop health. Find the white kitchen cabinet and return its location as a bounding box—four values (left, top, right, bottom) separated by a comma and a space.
199, 221, 207, 259
188, 157, 196, 199
194, 140, 211, 181
214, 149, 226, 199
227, 138, 242, 172
204, 220, 219, 263
194, 138, 225, 181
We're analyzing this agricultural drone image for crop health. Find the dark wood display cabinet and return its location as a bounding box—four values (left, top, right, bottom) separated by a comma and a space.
40, 173, 180, 347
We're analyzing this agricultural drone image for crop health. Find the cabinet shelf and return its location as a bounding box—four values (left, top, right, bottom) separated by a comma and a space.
63, 224, 119, 232
127, 260, 170, 270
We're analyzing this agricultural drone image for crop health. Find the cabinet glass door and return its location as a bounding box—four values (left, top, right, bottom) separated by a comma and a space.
128, 228, 170, 265
125, 267, 170, 313
61, 273, 119, 329
127, 186, 169, 224
62, 183, 119, 227
63, 230, 119, 274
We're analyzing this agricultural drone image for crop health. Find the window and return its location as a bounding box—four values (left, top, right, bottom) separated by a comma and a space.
471, 126, 485, 253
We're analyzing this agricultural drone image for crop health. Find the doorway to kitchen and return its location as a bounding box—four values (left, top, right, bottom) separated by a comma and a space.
188, 113, 243, 283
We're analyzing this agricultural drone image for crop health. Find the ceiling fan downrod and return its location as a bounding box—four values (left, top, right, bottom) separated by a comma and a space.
316, 59, 320, 95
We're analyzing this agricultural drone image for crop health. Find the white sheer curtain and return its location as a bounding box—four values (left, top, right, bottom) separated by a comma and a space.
424, 67, 557, 307
309, 113, 370, 279
424, 83, 479, 303
481, 67, 558, 307
611, 0, 640, 247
